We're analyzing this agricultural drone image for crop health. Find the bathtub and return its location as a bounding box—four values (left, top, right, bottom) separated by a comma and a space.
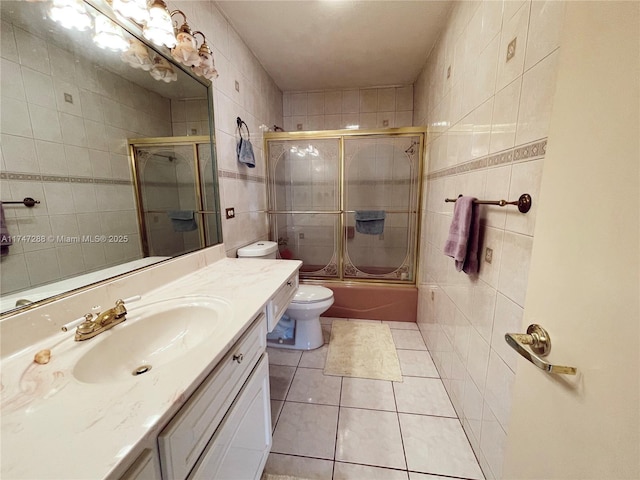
315, 282, 417, 323
0, 256, 169, 313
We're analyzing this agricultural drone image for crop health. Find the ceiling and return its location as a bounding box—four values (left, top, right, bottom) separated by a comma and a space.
215, 1, 452, 92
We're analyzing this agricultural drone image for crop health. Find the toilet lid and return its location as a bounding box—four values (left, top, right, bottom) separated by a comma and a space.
293, 285, 334, 304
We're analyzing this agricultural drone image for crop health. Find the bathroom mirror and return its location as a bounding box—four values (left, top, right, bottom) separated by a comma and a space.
0, 0, 222, 315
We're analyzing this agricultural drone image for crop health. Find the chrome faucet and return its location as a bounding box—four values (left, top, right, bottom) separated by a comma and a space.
74, 299, 128, 341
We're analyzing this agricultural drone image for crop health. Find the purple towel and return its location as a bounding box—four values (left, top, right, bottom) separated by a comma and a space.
0, 202, 12, 256
443, 196, 480, 274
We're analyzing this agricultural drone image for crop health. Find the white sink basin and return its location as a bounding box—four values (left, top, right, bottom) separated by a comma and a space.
72, 296, 232, 384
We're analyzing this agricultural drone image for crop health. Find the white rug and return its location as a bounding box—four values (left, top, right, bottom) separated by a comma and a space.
324, 320, 403, 382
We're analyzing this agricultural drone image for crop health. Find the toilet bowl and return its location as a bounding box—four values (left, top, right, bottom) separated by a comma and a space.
237, 241, 333, 350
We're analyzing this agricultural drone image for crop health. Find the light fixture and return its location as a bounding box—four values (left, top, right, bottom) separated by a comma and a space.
170, 11, 201, 67
111, 0, 150, 25
121, 38, 153, 71
143, 0, 176, 48
191, 34, 218, 80
345, 124, 360, 130
149, 55, 177, 83
93, 16, 128, 52
49, 0, 92, 31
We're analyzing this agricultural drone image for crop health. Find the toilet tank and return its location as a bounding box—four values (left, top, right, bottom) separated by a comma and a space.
237, 241, 278, 259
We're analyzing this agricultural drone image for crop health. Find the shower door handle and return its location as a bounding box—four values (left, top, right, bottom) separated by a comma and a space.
505, 324, 577, 375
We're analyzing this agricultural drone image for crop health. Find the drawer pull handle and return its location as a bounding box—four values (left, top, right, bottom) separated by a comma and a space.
287, 281, 293, 286
233, 353, 244, 364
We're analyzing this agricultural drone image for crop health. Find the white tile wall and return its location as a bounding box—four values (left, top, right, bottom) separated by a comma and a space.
167, 0, 283, 257
283, 86, 413, 132
414, 1, 566, 478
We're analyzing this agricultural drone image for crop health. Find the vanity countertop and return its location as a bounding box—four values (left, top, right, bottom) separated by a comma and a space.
0, 257, 301, 480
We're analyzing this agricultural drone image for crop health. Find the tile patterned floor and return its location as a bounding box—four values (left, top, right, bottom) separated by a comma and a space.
264, 317, 484, 480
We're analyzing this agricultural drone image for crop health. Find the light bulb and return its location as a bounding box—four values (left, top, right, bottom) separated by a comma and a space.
49, 0, 92, 31
93, 16, 128, 52
143, 0, 176, 48
112, 0, 150, 25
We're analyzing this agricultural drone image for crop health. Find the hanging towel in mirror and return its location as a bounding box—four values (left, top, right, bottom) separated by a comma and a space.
355, 210, 386, 235
0, 203, 12, 256
443, 196, 480, 274
236, 137, 256, 168
167, 210, 197, 232
236, 117, 256, 168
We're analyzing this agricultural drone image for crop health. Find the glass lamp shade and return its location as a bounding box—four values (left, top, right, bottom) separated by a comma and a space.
171, 31, 201, 67
49, 0, 92, 31
143, 0, 176, 48
112, 0, 150, 25
93, 16, 128, 52
121, 38, 153, 71
149, 55, 178, 83
192, 45, 218, 80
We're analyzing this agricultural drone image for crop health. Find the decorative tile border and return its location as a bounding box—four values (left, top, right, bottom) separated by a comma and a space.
1, 171, 131, 185
427, 138, 547, 180
218, 169, 265, 184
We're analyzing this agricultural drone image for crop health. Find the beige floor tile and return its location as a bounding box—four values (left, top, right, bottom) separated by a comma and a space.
397, 349, 439, 378
391, 329, 427, 350
286, 367, 342, 405
384, 320, 419, 330
269, 365, 296, 401
340, 377, 396, 411
268, 347, 302, 366
393, 377, 456, 417
271, 402, 339, 460
263, 453, 333, 480
333, 462, 409, 479
270, 399, 284, 432
399, 414, 483, 479
320, 316, 337, 325
299, 344, 329, 369
322, 324, 332, 343
336, 407, 406, 469
409, 473, 467, 480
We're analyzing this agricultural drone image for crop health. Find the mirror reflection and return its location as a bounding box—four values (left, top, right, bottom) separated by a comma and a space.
0, 0, 222, 314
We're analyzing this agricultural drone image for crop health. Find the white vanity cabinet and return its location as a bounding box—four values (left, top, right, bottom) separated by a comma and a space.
156, 314, 270, 480
266, 272, 298, 331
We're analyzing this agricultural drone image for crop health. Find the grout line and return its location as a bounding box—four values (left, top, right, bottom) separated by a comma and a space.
332, 376, 343, 479
392, 378, 410, 472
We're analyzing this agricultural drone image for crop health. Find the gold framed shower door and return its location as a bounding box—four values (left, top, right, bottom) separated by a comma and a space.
264, 127, 426, 285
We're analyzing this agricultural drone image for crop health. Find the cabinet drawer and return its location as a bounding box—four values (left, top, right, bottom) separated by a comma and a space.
187, 355, 271, 480
158, 315, 267, 480
266, 273, 298, 332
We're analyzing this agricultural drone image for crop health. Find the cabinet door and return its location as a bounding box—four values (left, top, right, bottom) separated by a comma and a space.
188, 355, 272, 480
120, 449, 161, 480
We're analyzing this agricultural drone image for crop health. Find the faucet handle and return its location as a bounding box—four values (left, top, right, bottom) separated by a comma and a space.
114, 299, 127, 316
76, 314, 96, 334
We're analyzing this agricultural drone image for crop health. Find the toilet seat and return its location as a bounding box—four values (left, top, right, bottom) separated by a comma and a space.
291, 285, 333, 304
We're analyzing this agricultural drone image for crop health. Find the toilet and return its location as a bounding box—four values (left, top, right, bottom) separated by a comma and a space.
237, 241, 333, 350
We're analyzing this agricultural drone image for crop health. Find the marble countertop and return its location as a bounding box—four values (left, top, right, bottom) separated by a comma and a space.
0, 257, 301, 480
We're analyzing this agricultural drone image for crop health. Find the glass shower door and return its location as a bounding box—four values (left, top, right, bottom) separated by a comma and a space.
133, 144, 203, 256
268, 138, 341, 277
343, 135, 420, 281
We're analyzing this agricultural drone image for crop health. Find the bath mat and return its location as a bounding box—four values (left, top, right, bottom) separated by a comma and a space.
324, 320, 403, 382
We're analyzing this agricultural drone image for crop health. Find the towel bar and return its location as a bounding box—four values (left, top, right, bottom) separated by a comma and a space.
2, 197, 40, 207
445, 193, 532, 213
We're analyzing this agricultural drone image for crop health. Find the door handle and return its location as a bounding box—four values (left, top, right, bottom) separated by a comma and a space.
505, 324, 577, 375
